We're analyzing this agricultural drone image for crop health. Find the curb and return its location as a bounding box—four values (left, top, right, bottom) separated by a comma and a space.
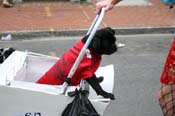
0, 26, 175, 40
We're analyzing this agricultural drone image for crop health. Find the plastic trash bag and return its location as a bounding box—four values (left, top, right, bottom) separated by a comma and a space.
61, 89, 100, 116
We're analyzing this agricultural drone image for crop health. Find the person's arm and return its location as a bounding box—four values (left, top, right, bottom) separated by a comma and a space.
86, 75, 115, 100
96, 0, 122, 14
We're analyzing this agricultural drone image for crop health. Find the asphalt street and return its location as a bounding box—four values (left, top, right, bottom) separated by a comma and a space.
0, 33, 175, 116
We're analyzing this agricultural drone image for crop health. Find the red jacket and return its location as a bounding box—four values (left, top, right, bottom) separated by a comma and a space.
161, 38, 175, 84
37, 41, 101, 86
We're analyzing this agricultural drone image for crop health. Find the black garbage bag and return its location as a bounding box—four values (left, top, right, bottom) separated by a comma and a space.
61, 89, 100, 116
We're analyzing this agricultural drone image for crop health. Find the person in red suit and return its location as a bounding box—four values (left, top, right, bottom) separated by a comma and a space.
37, 27, 117, 100
37, 40, 101, 86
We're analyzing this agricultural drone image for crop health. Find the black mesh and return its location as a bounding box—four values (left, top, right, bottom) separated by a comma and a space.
159, 84, 175, 116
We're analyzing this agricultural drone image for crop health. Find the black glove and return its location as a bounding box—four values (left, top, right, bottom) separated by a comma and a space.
94, 76, 104, 83
102, 91, 115, 100
86, 75, 115, 100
